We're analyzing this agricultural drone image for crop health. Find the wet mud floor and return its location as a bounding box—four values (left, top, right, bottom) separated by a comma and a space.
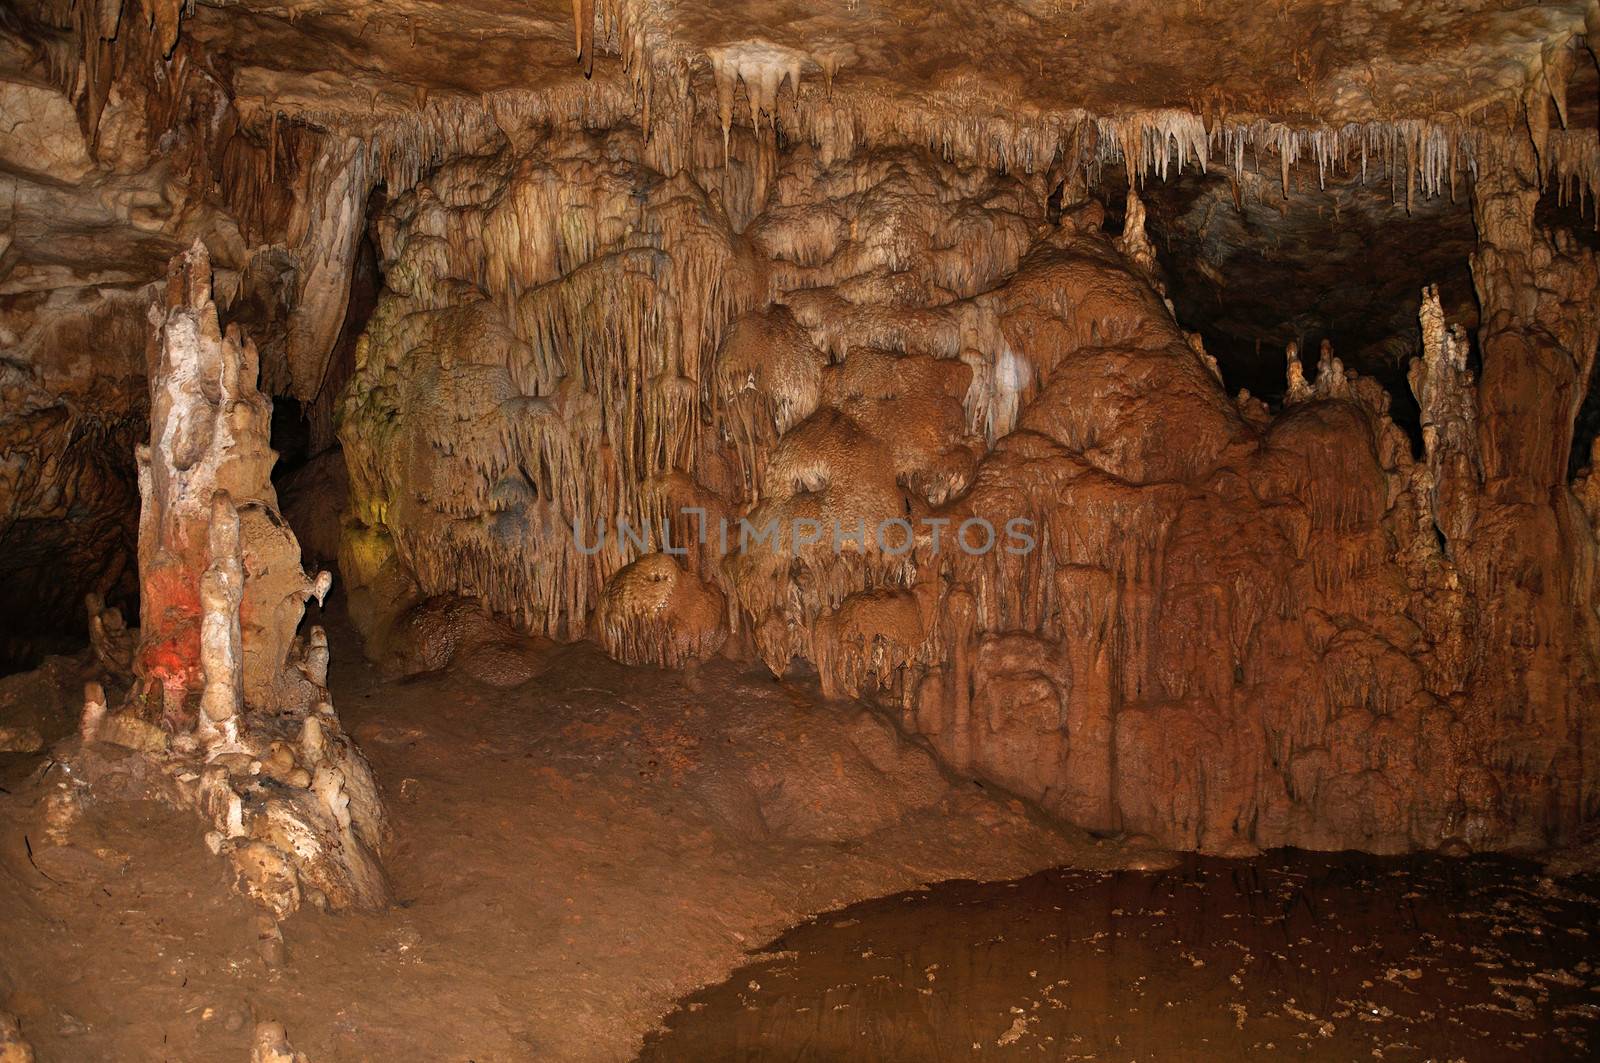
0, 613, 1098, 1061
3, 611, 1599, 1060
643, 854, 1600, 1062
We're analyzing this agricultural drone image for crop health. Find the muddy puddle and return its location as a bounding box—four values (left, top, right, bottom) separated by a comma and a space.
640, 852, 1600, 1062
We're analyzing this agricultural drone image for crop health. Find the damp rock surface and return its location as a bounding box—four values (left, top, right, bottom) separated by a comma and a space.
643, 852, 1600, 1062
4, 0, 1600, 864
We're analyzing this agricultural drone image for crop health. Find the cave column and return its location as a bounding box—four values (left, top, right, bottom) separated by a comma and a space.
1460, 110, 1600, 843
1469, 129, 1600, 499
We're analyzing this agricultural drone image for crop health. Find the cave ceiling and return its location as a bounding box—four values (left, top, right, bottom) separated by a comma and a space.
189, 0, 1593, 129
4, 1, 1596, 375
3, 0, 1600, 667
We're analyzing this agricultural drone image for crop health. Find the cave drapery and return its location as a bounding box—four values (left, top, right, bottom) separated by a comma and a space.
2, 0, 1599, 859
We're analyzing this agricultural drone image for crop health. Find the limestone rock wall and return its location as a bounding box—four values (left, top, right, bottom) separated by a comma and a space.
338, 128, 1599, 855
0, 286, 148, 669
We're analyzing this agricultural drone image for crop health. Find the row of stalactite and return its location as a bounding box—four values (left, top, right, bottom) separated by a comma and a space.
35, 0, 1593, 857
337, 121, 1600, 854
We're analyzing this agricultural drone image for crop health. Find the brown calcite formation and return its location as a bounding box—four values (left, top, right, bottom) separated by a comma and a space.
596, 553, 729, 668
337, 121, 1599, 855
5, 0, 1600, 863
60, 243, 389, 919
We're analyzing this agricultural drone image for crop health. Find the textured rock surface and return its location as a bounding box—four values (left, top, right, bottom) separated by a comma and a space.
0, 286, 148, 671
2, 0, 1599, 862
2, 4, 1600, 1059
50, 243, 390, 920
336, 123, 1599, 855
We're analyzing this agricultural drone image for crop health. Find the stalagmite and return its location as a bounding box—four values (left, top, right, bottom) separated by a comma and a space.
1115, 189, 1160, 280
47, 242, 389, 917
251, 1022, 309, 1063
80, 681, 107, 742
1284, 341, 1313, 404
1410, 284, 1480, 550
85, 593, 135, 675
1312, 341, 1349, 398
197, 491, 245, 749
595, 552, 728, 668
0, 1013, 34, 1063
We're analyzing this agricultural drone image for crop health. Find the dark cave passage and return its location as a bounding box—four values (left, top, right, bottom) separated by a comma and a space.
1110, 161, 1480, 455
0, 406, 142, 676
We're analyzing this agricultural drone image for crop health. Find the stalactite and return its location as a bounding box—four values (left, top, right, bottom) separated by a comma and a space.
333, 109, 1597, 857
572, 0, 596, 77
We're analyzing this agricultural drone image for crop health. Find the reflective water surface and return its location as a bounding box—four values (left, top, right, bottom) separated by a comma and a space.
642, 853, 1600, 1061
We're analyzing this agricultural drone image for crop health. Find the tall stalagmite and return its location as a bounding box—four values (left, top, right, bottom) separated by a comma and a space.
63, 243, 388, 918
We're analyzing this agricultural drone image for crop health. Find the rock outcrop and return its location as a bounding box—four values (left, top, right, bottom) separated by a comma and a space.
3, 0, 1599, 861
52, 243, 388, 919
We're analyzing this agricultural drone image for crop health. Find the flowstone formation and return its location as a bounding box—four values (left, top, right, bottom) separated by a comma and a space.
51, 243, 387, 920
6, 0, 1598, 677
4, 0, 1600, 866
339, 116, 1599, 855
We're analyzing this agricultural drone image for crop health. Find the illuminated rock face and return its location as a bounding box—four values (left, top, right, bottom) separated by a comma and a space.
338, 130, 1599, 855
78, 243, 388, 918
134, 244, 311, 725
3, 0, 1599, 860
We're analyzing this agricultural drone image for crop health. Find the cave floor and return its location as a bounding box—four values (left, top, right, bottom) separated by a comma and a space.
3, 619, 1597, 1062
0, 616, 1100, 1061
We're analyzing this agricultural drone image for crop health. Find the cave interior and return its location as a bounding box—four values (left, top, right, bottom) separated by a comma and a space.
2, 1, 1600, 1060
